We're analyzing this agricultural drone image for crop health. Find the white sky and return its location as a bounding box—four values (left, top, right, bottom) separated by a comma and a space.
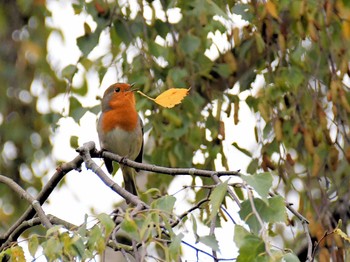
20, 0, 265, 261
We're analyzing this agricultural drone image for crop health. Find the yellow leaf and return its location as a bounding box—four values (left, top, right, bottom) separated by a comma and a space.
266, 1, 279, 20
343, 21, 350, 40
138, 88, 190, 108
334, 228, 350, 242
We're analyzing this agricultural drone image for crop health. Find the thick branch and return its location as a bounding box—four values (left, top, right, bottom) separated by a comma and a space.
90, 145, 240, 178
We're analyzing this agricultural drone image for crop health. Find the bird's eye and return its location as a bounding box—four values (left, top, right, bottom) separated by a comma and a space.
114, 87, 120, 93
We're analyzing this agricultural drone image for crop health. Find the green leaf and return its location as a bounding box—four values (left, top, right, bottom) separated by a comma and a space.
179, 34, 201, 55
77, 214, 88, 237
43, 237, 63, 260
61, 64, 78, 82
191, 213, 199, 239
114, 20, 132, 45
69, 96, 87, 123
88, 104, 100, 115
232, 142, 252, 157
77, 29, 101, 56
167, 67, 188, 87
255, 33, 265, 54
70, 135, 79, 149
149, 41, 167, 58
72, 3, 83, 14
207, 0, 229, 19
154, 19, 169, 38
232, 4, 253, 22
247, 158, 259, 174
169, 233, 184, 260
213, 64, 232, 78
46, 225, 62, 236
28, 234, 39, 258
234, 186, 244, 200
234, 225, 250, 248
198, 235, 220, 252
236, 234, 267, 262
72, 81, 88, 96
282, 253, 301, 262
239, 199, 262, 234
151, 195, 176, 213
97, 213, 115, 237
239, 196, 287, 234
120, 214, 140, 241
71, 235, 86, 258
139, 213, 154, 241
87, 225, 103, 251
265, 196, 286, 223
241, 172, 272, 202
209, 180, 228, 221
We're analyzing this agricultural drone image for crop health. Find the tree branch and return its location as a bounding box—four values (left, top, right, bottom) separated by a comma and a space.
91, 145, 240, 178
0, 175, 52, 229
1, 214, 78, 251
0, 155, 83, 250
76, 142, 149, 208
245, 183, 273, 258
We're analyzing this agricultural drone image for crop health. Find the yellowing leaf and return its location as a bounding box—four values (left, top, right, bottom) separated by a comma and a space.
138, 88, 190, 108
334, 228, 350, 242
343, 21, 350, 40
266, 1, 279, 20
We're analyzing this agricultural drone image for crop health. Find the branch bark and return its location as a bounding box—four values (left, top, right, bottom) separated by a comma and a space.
0, 156, 83, 250
0, 175, 52, 229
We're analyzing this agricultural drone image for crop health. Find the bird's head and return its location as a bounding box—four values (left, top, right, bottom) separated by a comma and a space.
101, 83, 136, 111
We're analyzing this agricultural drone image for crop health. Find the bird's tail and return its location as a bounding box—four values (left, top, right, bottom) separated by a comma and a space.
121, 165, 138, 196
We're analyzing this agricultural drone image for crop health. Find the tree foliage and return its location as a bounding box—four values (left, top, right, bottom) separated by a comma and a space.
1, 0, 350, 261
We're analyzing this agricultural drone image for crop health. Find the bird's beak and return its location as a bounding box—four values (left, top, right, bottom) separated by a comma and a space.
128, 83, 138, 92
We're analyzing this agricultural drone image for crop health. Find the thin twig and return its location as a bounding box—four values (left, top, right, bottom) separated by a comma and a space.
245, 183, 273, 258
220, 206, 236, 225
181, 240, 236, 261
210, 172, 241, 207
269, 191, 309, 224
269, 192, 313, 259
171, 198, 209, 228
302, 220, 313, 262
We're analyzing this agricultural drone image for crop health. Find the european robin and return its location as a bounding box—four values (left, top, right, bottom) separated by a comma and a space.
97, 83, 143, 196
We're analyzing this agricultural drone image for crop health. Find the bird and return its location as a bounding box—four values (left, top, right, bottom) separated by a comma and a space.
97, 83, 143, 196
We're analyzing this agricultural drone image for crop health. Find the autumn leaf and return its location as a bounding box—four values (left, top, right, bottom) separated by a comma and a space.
266, 1, 279, 20
334, 220, 350, 242
137, 88, 190, 108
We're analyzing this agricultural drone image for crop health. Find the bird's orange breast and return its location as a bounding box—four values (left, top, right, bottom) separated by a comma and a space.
101, 104, 138, 132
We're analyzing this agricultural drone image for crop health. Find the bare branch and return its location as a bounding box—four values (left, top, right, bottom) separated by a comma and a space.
0, 155, 83, 250
270, 191, 309, 224
171, 198, 209, 228
0, 175, 52, 229
88, 142, 240, 178
1, 215, 77, 251
302, 220, 313, 262
76, 142, 149, 208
